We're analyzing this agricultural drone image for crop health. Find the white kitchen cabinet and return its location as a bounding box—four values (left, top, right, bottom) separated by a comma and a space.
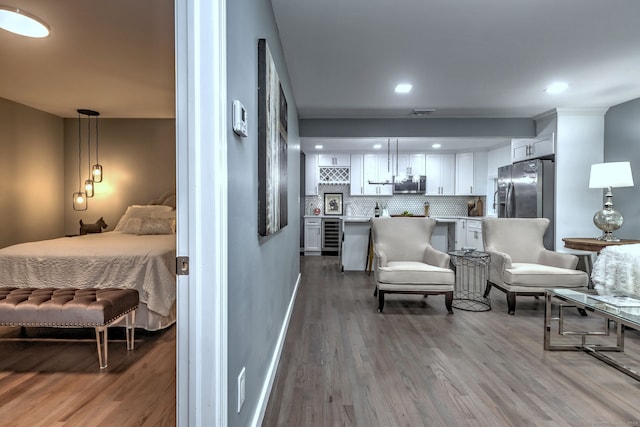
454, 218, 484, 250
304, 217, 322, 255
349, 154, 364, 196
455, 219, 466, 250
318, 154, 350, 167
465, 219, 484, 250
511, 133, 555, 163
455, 152, 474, 195
305, 153, 319, 195
455, 151, 488, 195
363, 154, 393, 196
426, 154, 455, 195
394, 153, 426, 177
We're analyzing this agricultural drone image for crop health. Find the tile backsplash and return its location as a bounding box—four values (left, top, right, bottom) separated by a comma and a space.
305, 184, 485, 217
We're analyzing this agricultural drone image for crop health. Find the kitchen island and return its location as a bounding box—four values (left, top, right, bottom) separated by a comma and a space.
341, 217, 372, 271
305, 215, 485, 271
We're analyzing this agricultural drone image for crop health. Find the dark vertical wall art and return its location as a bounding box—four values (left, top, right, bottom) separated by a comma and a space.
258, 39, 288, 237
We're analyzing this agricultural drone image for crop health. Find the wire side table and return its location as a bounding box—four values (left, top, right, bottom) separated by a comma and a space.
448, 250, 491, 312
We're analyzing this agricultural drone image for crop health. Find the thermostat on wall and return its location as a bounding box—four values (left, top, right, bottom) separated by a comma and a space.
232, 100, 248, 137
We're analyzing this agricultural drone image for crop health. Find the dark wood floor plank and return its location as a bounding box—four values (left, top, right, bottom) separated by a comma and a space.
262, 256, 640, 427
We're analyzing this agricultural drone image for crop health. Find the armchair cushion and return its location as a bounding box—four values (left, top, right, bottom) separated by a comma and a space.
505, 263, 588, 288
377, 261, 454, 291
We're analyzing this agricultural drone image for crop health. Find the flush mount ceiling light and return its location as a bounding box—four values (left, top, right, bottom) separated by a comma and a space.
373, 144, 382, 150
394, 83, 412, 94
432, 143, 442, 149
545, 81, 569, 94
314, 144, 323, 150
0, 6, 50, 38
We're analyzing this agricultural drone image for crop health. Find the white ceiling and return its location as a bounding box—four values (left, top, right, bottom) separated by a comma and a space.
0, 0, 174, 118
2, 0, 640, 157
271, 0, 640, 152
272, 0, 640, 120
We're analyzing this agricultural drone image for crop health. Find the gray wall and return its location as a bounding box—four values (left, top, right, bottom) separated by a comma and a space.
227, 0, 301, 425
0, 98, 64, 248
604, 97, 640, 239
63, 118, 176, 235
0, 96, 175, 245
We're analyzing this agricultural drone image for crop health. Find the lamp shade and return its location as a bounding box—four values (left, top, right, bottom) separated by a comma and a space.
589, 162, 634, 189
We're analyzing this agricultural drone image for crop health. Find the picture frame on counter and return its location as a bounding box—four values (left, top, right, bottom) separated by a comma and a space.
324, 193, 343, 215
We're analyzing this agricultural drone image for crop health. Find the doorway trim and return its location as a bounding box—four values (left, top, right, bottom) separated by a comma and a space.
175, 0, 228, 425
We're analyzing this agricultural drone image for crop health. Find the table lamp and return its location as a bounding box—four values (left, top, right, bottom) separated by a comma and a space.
588, 161, 634, 241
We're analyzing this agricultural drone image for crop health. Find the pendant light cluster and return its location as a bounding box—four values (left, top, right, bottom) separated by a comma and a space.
73, 109, 102, 211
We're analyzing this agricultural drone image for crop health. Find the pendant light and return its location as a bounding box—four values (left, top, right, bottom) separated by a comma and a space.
73, 110, 88, 211
90, 111, 103, 183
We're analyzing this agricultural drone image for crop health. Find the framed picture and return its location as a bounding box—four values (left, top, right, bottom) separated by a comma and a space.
258, 38, 288, 237
324, 193, 343, 215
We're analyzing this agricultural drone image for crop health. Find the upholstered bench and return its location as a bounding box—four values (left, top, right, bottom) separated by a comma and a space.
0, 287, 139, 369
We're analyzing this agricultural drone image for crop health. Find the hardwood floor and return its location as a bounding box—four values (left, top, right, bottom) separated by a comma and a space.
0, 325, 176, 426
263, 256, 640, 426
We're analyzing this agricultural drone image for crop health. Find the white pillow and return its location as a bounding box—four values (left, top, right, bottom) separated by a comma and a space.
138, 217, 174, 235
114, 205, 174, 231
121, 217, 143, 234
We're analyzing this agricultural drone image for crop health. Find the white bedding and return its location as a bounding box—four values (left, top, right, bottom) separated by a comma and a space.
0, 231, 176, 330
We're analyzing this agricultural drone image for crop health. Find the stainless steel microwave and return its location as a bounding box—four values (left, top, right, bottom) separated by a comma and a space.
393, 175, 426, 194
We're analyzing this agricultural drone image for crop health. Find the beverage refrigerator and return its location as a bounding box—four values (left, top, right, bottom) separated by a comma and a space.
497, 159, 555, 249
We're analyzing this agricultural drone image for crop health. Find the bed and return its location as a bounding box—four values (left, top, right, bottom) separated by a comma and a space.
0, 203, 177, 331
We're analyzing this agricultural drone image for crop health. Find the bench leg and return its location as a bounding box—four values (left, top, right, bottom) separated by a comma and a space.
95, 326, 108, 369
126, 310, 136, 351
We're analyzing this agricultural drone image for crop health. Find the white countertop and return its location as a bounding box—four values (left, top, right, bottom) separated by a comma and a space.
305, 215, 488, 221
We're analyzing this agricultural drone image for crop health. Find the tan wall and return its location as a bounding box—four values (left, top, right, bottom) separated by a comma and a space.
0, 98, 64, 248
63, 118, 176, 235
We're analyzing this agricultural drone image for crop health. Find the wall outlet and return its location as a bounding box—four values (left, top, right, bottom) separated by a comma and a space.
237, 367, 246, 413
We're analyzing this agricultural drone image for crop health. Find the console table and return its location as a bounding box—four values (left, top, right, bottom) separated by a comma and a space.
562, 237, 640, 253
562, 238, 640, 288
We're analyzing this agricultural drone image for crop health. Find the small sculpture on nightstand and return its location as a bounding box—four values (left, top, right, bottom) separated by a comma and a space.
79, 217, 108, 235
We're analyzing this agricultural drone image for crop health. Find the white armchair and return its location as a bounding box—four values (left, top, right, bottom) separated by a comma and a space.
482, 218, 589, 314
371, 217, 455, 313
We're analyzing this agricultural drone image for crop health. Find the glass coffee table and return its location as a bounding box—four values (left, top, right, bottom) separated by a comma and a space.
544, 288, 640, 381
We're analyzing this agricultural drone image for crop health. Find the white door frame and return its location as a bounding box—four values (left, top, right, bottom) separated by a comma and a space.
175, 0, 228, 425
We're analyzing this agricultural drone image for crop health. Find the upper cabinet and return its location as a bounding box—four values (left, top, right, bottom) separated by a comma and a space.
363, 154, 393, 196
349, 154, 364, 196
318, 154, 350, 167
511, 133, 555, 163
394, 153, 426, 177
455, 151, 488, 195
318, 153, 350, 185
305, 153, 319, 195
426, 154, 455, 195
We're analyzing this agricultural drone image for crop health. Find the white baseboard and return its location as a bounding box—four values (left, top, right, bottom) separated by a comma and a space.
251, 272, 301, 427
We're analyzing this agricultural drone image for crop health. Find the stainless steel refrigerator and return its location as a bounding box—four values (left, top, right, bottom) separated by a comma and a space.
497, 159, 555, 249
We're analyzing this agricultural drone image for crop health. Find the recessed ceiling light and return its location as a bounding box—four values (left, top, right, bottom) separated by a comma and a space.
545, 82, 569, 94
394, 83, 412, 94
373, 144, 382, 150
0, 6, 50, 38
432, 143, 442, 149
314, 145, 323, 150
